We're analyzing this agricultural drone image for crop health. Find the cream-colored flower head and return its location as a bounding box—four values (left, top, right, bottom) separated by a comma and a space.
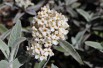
27, 5, 69, 61
15, 0, 34, 8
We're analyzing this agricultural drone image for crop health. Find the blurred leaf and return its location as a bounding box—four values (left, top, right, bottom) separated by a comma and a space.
0, 3, 7, 10
76, 9, 91, 22
0, 24, 8, 33
53, 46, 67, 53
75, 30, 86, 41
65, 0, 77, 6
74, 30, 86, 49
25, 6, 36, 15
13, 12, 24, 23
92, 26, 103, 31
59, 40, 84, 64
0, 39, 10, 59
0, 60, 8, 68
34, 60, 46, 68
71, 37, 77, 45
54, 45, 70, 56
71, 2, 81, 8
0, 29, 11, 40
13, 58, 23, 68
66, 7, 78, 17
10, 37, 26, 60
94, 31, 103, 38
26, 0, 45, 14
8, 20, 22, 48
51, 64, 58, 68
73, 20, 80, 27
85, 41, 103, 50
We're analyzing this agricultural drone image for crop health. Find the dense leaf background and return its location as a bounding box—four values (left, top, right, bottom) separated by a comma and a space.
0, 0, 103, 68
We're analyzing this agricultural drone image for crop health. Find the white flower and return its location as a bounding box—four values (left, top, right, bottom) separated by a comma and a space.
40, 55, 47, 61
27, 4, 69, 61
35, 55, 40, 59
15, 0, 34, 8
52, 40, 58, 45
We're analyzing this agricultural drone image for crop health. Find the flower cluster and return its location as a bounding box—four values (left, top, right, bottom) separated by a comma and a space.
15, 0, 34, 8
27, 5, 69, 61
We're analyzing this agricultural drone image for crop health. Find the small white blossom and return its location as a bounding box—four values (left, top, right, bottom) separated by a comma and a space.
27, 5, 69, 61
15, 0, 34, 8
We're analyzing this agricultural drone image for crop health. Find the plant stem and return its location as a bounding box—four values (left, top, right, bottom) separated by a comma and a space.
42, 56, 50, 68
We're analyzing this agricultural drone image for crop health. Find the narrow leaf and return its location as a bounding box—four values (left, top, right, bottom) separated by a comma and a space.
59, 40, 84, 64
0, 24, 8, 33
76, 9, 91, 22
65, 0, 77, 5
25, 6, 36, 15
85, 41, 103, 50
25, 0, 45, 15
0, 29, 11, 40
13, 12, 24, 23
8, 20, 22, 48
0, 39, 10, 59
53, 46, 67, 53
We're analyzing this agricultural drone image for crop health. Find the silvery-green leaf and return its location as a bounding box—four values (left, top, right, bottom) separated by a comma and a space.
34, 60, 46, 68
0, 60, 9, 68
66, 7, 78, 17
0, 29, 11, 40
65, 0, 77, 6
0, 24, 8, 33
73, 20, 80, 27
92, 26, 103, 30
0, 39, 10, 59
51, 64, 58, 68
85, 41, 103, 50
10, 37, 26, 60
25, 6, 36, 15
76, 9, 91, 22
71, 2, 81, 8
74, 30, 86, 49
75, 30, 85, 41
13, 12, 24, 23
8, 20, 22, 48
71, 37, 77, 45
25, 0, 45, 15
59, 40, 84, 64
13, 58, 23, 68
64, 52, 70, 56
53, 46, 67, 53
31, 0, 45, 11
